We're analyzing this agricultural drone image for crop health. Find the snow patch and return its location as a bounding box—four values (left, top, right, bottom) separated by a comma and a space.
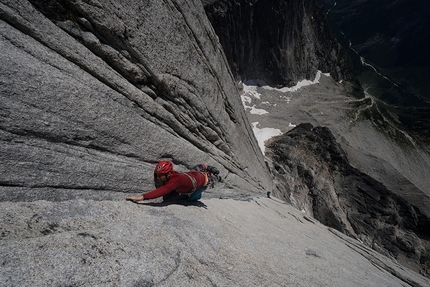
241, 91, 268, 115
242, 70, 328, 94
241, 72, 328, 154
252, 122, 282, 154
262, 70, 325, 92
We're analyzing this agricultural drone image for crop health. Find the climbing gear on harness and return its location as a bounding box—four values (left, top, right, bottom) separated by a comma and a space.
183, 172, 197, 193
191, 164, 221, 188
182, 172, 209, 201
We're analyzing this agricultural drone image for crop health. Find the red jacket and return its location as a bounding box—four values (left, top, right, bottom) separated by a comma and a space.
143, 171, 207, 199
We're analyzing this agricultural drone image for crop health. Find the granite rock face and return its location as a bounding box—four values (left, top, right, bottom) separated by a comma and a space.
266, 123, 430, 277
203, 0, 353, 87
0, 0, 273, 202
2, 196, 430, 287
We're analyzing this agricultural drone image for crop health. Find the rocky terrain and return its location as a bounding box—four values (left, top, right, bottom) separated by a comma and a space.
266, 123, 430, 276
1, 0, 430, 286
241, 73, 430, 277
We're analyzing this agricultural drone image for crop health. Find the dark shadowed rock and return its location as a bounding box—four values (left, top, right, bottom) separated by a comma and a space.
203, 0, 353, 87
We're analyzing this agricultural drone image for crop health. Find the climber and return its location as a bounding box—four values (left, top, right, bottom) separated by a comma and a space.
125, 161, 209, 203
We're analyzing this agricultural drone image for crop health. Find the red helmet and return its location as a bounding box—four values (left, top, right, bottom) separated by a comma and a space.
154, 161, 174, 174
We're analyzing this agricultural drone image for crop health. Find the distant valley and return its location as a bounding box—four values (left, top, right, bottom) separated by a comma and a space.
317, 0, 430, 142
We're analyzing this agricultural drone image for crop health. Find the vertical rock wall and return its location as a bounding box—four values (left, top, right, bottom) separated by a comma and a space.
0, 0, 272, 201
203, 0, 352, 87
